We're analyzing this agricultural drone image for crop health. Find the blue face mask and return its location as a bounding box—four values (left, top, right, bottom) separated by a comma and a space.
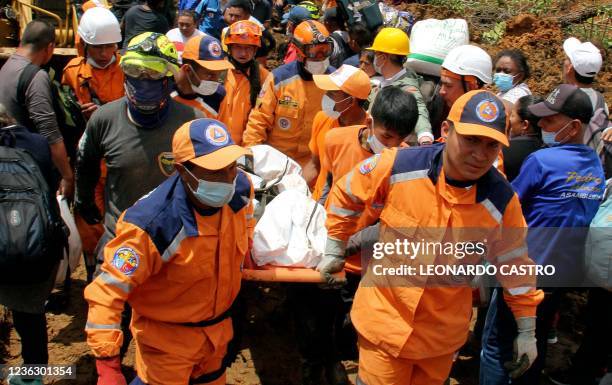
493, 72, 515, 92
542, 121, 572, 146
124, 76, 171, 127
185, 167, 236, 207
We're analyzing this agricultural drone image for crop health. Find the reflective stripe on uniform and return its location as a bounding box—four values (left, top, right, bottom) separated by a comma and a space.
389, 169, 429, 185
507, 286, 534, 296
345, 170, 361, 204
161, 226, 188, 262
497, 246, 528, 264
85, 322, 121, 330
98, 271, 132, 293
481, 198, 502, 224
275, 75, 301, 91
329, 204, 362, 218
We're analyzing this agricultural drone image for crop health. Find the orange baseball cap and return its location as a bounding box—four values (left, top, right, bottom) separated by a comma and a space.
173, 119, 251, 170
313, 64, 371, 100
182, 35, 234, 71
447, 90, 509, 146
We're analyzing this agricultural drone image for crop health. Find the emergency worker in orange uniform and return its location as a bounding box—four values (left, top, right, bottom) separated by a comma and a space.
243, 20, 333, 167
62, 6, 124, 281
304, 64, 370, 199
288, 86, 419, 385
173, 35, 234, 119
218, 20, 269, 144
84, 119, 254, 385
319, 90, 544, 385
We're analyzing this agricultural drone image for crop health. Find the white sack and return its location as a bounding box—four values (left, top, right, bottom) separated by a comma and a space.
55, 196, 82, 285
252, 190, 327, 268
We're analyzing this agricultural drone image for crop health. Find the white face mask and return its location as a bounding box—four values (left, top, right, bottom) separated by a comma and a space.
87, 54, 116, 70
367, 130, 387, 154
185, 167, 237, 207
305, 58, 330, 75
373, 54, 384, 75
321, 94, 352, 119
189, 77, 219, 96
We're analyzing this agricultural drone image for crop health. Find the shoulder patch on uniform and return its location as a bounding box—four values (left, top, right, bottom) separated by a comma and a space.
359, 154, 380, 175
112, 247, 140, 275
158, 152, 175, 177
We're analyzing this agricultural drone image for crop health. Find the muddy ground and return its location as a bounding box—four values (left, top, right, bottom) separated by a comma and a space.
0, 263, 590, 384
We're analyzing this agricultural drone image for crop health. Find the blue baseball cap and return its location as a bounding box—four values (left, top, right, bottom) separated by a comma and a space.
173, 119, 251, 170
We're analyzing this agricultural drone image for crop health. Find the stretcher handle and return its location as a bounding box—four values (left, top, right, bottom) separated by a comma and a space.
242, 266, 346, 283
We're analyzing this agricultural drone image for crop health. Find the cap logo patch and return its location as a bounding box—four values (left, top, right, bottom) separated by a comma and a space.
112, 247, 139, 275
546, 88, 561, 104
475, 100, 500, 123
359, 154, 380, 175
208, 41, 222, 57
205, 124, 229, 145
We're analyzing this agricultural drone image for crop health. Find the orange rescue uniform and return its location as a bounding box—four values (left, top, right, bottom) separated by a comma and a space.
243, 61, 329, 167
325, 144, 543, 385
321, 125, 373, 273
309, 111, 338, 200
218, 65, 270, 145
85, 172, 254, 385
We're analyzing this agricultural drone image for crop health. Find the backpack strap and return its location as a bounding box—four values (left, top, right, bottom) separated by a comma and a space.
16, 63, 42, 107
0, 125, 17, 147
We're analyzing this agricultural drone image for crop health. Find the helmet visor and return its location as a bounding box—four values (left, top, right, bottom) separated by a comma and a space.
302, 42, 333, 59
121, 59, 177, 80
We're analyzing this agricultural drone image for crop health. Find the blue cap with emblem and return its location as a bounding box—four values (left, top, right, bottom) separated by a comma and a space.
173, 118, 251, 170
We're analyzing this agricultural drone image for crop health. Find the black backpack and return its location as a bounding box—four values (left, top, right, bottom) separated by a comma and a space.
0, 126, 67, 284
16, 63, 87, 165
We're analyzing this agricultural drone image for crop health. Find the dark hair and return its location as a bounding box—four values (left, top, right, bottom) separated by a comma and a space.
494, 49, 530, 80
21, 20, 55, 52
575, 72, 595, 84
348, 22, 373, 51
515, 95, 543, 138
388, 53, 406, 67
360, 50, 375, 64
371, 86, 418, 137
178, 10, 198, 24
226, 0, 252, 14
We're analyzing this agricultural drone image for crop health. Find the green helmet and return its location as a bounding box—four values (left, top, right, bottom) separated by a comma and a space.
120, 32, 179, 79
298, 1, 320, 19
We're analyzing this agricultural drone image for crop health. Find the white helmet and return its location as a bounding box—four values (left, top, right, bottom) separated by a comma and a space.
78, 7, 121, 45
442, 44, 492, 84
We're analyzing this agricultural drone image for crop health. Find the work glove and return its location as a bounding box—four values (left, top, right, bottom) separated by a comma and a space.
316, 237, 347, 287
504, 316, 537, 379
96, 356, 127, 385
345, 223, 380, 257
75, 201, 102, 225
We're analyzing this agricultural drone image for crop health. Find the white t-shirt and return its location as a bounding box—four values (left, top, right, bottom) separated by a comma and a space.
166, 28, 205, 63
498, 82, 531, 104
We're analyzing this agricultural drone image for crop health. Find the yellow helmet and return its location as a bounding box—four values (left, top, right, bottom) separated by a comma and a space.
366, 28, 410, 56
120, 32, 179, 79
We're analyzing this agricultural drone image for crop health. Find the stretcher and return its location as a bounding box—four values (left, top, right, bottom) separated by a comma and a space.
241, 254, 346, 283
